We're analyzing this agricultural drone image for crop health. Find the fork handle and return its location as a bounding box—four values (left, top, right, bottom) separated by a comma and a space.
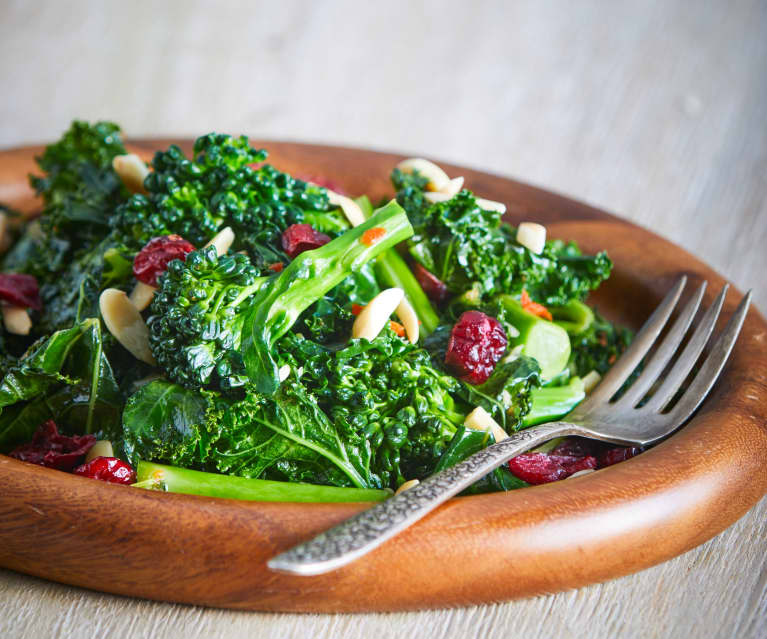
267, 420, 584, 575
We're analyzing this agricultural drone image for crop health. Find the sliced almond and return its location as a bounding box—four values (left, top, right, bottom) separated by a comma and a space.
112, 154, 149, 194
582, 370, 602, 394
129, 281, 157, 312
1, 305, 32, 335
394, 479, 420, 496
567, 469, 596, 479
99, 288, 156, 365
516, 222, 546, 254
396, 158, 450, 192
395, 298, 419, 344
204, 226, 235, 255
352, 288, 404, 341
423, 191, 452, 204
327, 190, 366, 227
440, 176, 464, 197
86, 440, 114, 462
278, 364, 291, 382
476, 198, 507, 214
464, 406, 509, 442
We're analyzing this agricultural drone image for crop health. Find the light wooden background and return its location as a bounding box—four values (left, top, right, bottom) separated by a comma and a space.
0, 1, 765, 637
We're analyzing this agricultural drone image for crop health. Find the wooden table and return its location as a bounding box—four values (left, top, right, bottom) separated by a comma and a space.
0, 1, 764, 636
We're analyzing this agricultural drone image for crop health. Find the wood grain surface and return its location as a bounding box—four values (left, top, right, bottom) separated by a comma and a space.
0, 1, 765, 637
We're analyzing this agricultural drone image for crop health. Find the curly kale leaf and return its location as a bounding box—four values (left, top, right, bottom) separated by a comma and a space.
112, 133, 347, 264
29, 120, 128, 255
276, 331, 465, 487
392, 168, 612, 305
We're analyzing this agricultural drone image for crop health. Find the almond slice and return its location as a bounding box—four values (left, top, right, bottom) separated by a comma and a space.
394, 479, 420, 495
327, 190, 366, 227
440, 176, 464, 197
1, 305, 32, 335
582, 370, 602, 394
476, 198, 507, 214
129, 280, 157, 312
423, 191, 452, 204
567, 469, 596, 479
352, 288, 404, 341
395, 158, 450, 192
516, 222, 546, 254
86, 440, 114, 462
204, 226, 235, 255
464, 406, 509, 442
99, 288, 156, 365
112, 154, 149, 194
278, 364, 291, 382
396, 298, 419, 344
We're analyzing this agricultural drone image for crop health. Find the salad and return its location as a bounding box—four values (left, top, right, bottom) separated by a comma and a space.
0, 121, 639, 502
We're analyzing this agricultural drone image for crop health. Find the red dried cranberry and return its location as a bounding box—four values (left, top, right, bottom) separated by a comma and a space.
281, 224, 331, 259
412, 262, 448, 304
0, 273, 42, 310
551, 437, 599, 458
133, 235, 196, 287
73, 456, 136, 485
445, 311, 507, 384
597, 446, 642, 468
8, 420, 95, 471
508, 452, 597, 485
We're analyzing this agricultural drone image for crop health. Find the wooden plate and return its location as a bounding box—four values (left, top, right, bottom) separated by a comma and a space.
0, 141, 765, 612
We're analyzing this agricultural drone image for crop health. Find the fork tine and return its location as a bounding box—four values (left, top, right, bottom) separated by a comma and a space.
665, 290, 751, 422
644, 284, 728, 412
615, 281, 707, 408
581, 276, 687, 408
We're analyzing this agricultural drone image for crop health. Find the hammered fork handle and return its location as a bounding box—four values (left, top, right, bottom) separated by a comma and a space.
268, 420, 587, 575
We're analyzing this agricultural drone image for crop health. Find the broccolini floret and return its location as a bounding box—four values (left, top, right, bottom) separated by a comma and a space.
148, 201, 413, 394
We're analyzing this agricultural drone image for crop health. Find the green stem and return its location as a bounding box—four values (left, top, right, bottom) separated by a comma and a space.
242, 200, 414, 394
355, 195, 440, 335
522, 377, 585, 427
495, 295, 571, 380
551, 299, 595, 335
134, 461, 390, 503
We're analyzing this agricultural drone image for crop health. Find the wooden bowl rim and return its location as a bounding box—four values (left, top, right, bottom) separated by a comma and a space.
0, 139, 765, 612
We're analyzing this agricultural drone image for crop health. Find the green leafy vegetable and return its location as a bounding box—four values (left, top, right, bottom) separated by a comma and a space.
149, 201, 413, 394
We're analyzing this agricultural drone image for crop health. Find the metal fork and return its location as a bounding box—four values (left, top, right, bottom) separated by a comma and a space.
268, 277, 751, 576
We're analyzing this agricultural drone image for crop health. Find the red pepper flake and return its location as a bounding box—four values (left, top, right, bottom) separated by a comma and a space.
268, 262, 284, 273
361, 227, 386, 246
0, 273, 42, 310
389, 320, 406, 337
74, 456, 136, 485
520, 289, 553, 321
133, 235, 196, 287
351, 303, 365, 316
8, 420, 95, 471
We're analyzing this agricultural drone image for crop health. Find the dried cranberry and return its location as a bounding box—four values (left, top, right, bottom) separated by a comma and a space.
281, 224, 331, 259
412, 262, 448, 304
0, 273, 42, 310
508, 452, 597, 485
8, 420, 95, 471
597, 446, 642, 468
73, 456, 136, 485
551, 437, 600, 458
445, 311, 507, 384
133, 235, 196, 287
